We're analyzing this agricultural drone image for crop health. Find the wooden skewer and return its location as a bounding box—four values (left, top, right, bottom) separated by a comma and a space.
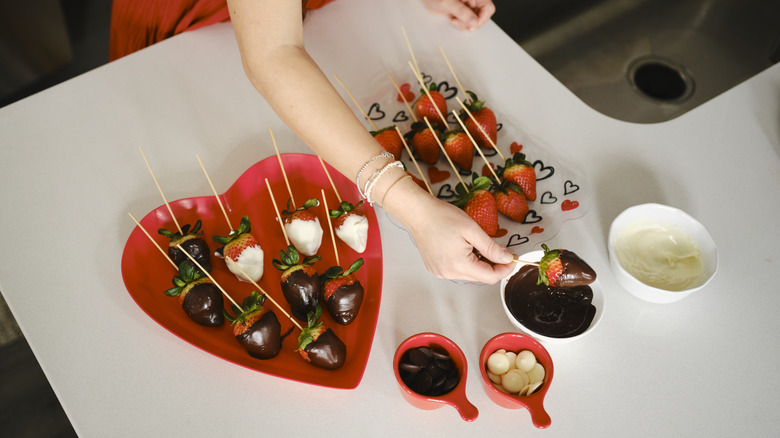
264, 178, 290, 247
388, 73, 418, 123
318, 156, 342, 204
452, 110, 502, 185
401, 26, 421, 79
395, 126, 433, 196
409, 61, 449, 129
226, 258, 304, 332
269, 128, 296, 209
139, 147, 182, 233
455, 96, 505, 161
128, 212, 178, 270
423, 117, 466, 190
196, 154, 233, 232
513, 257, 540, 266
439, 46, 468, 103
320, 189, 340, 267
333, 74, 379, 131
177, 244, 242, 311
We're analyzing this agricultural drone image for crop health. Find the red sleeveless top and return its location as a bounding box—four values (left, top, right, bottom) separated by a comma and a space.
109, 0, 336, 61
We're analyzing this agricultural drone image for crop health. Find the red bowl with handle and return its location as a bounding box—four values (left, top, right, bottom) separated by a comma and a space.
480, 332, 553, 428
393, 333, 478, 422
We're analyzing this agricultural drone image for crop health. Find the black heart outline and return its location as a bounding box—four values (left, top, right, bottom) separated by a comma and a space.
482, 147, 498, 157
367, 103, 385, 121
420, 72, 433, 85
540, 192, 557, 204
496, 122, 503, 133
437, 184, 455, 199
522, 210, 542, 224
533, 160, 554, 181
393, 111, 409, 123
564, 180, 580, 195
507, 234, 529, 247
437, 81, 458, 100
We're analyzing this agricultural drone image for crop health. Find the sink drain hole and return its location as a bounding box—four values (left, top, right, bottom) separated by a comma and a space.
630, 59, 693, 103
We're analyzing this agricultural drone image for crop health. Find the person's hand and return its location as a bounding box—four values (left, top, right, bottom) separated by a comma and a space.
384, 178, 515, 284
420, 0, 496, 31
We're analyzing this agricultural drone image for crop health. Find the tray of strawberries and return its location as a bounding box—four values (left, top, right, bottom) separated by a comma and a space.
354, 67, 589, 251
122, 153, 382, 389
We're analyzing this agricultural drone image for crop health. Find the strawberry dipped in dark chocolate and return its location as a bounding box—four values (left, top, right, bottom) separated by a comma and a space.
158, 220, 211, 273
272, 245, 321, 322
297, 306, 346, 370
537, 244, 597, 288
164, 261, 224, 327
321, 258, 364, 326
226, 291, 282, 360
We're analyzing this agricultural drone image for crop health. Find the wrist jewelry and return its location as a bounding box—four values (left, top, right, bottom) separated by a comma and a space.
356, 151, 394, 198
379, 174, 412, 208
364, 160, 404, 205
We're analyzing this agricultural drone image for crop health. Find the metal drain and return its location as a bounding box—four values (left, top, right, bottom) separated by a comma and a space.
629, 57, 695, 103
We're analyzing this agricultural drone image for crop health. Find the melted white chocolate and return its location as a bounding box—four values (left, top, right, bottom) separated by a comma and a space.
614, 221, 706, 291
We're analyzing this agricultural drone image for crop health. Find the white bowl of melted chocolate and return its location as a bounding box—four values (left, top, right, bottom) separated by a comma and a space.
500, 246, 604, 344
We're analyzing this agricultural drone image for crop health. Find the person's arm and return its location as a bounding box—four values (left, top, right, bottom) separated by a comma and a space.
421, 0, 496, 31
227, 0, 513, 283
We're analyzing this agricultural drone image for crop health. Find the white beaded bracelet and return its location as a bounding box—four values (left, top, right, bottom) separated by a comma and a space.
356, 151, 394, 198
364, 160, 404, 206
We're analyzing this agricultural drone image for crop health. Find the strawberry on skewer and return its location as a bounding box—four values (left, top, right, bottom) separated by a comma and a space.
537, 244, 597, 287
499, 152, 537, 202
164, 260, 225, 327
297, 305, 347, 370
414, 82, 448, 130
321, 258, 364, 326
158, 220, 211, 273
225, 291, 282, 360
451, 174, 499, 237
371, 126, 404, 160
281, 198, 324, 257
494, 181, 529, 223
459, 91, 497, 150
406, 121, 441, 165
272, 245, 322, 322
213, 216, 264, 283
330, 200, 369, 254
442, 129, 474, 171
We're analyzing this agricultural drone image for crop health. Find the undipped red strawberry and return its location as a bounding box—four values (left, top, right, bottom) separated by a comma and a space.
494, 182, 528, 223
499, 152, 537, 201
372, 126, 403, 160
460, 90, 497, 149
452, 174, 498, 236
407, 122, 441, 165
443, 129, 474, 171
414, 82, 448, 129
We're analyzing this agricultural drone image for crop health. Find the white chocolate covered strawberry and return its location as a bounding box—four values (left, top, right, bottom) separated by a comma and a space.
330, 200, 368, 253
282, 198, 323, 257
213, 216, 264, 282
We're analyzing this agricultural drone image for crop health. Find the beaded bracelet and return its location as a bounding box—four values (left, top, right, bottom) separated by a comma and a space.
355, 151, 394, 198
364, 160, 404, 205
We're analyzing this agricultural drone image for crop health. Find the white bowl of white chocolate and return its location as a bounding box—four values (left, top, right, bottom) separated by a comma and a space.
608, 203, 718, 303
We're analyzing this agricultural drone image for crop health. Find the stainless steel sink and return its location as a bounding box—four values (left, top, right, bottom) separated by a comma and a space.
492, 0, 780, 123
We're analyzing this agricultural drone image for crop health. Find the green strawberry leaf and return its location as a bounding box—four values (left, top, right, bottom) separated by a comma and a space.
344, 258, 364, 276
164, 286, 182, 297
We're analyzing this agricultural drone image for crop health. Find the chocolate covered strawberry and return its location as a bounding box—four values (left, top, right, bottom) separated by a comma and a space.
372, 126, 403, 160
493, 181, 528, 223
297, 306, 347, 370
165, 261, 224, 327
499, 152, 537, 201
321, 258, 364, 325
407, 121, 441, 165
452, 174, 498, 236
282, 198, 323, 257
460, 90, 497, 149
537, 244, 597, 287
272, 245, 321, 322
213, 216, 264, 283
443, 129, 474, 171
330, 200, 369, 253
226, 291, 282, 360
158, 220, 211, 273
414, 82, 448, 129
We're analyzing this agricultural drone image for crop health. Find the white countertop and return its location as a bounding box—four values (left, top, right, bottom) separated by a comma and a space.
1, 0, 779, 436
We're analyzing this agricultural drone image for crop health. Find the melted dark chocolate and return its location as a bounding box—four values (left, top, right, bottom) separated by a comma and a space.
182, 283, 224, 327
505, 265, 595, 338
282, 270, 321, 321
169, 238, 212, 273
326, 281, 363, 325
236, 311, 282, 359
304, 329, 346, 370
557, 250, 597, 287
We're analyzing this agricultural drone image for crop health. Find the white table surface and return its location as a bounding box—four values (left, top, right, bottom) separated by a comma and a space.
2, 0, 779, 436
